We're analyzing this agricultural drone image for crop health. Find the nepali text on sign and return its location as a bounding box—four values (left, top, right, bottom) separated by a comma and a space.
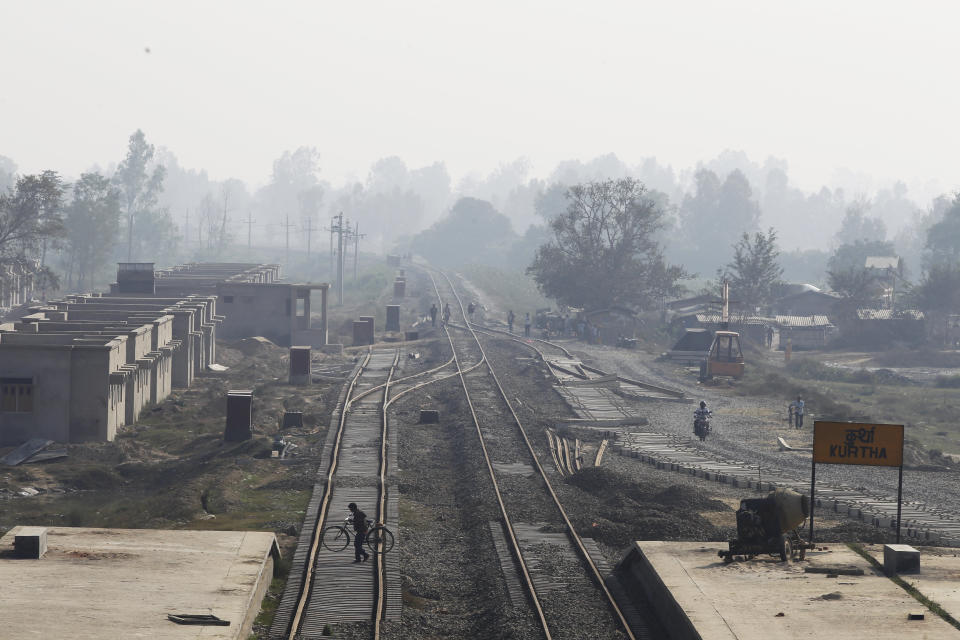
813, 421, 904, 467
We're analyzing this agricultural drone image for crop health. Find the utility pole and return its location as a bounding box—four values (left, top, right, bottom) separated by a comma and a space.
329, 213, 350, 305
281, 215, 296, 269
241, 213, 255, 249
304, 217, 314, 259
352, 222, 366, 282
329, 223, 334, 281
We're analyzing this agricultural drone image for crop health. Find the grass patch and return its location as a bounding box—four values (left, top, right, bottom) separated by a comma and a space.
786, 359, 914, 386
458, 264, 552, 315
871, 349, 960, 368
934, 375, 960, 388
847, 543, 960, 630
736, 356, 960, 455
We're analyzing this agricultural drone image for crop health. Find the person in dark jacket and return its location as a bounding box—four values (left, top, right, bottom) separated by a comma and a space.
348, 502, 369, 562
429, 304, 438, 327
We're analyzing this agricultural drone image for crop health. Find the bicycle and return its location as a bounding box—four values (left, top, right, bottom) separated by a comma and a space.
320, 517, 395, 555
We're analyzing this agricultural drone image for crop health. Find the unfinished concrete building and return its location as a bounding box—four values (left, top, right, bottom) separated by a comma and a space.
0, 295, 219, 445
111, 263, 329, 347
216, 281, 329, 347
0, 262, 330, 446
111, 262, 281, 297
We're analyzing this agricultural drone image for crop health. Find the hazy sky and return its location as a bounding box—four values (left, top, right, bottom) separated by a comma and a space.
2, 0, 958, 200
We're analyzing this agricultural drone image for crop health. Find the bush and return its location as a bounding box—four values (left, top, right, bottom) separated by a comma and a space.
935, 375, 960, 388
785, 359, 913, 386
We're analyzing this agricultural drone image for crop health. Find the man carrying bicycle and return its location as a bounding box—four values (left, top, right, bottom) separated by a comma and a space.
348, 502, 370, 563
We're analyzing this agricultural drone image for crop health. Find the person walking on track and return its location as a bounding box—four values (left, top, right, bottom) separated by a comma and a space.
348, 502, 369, 563
790, 396, 805, 429
429, 303, 438, 327
507, 309, 515, 333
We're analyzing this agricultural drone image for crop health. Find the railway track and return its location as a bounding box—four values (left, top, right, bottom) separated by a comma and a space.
426, 267, 649, 640
468, 304, 960, 549
270, 348, 400, 639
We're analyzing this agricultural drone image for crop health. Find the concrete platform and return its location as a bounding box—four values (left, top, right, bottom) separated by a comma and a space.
0, 526, 279, 639
619, 541, 958, 639
867, 544, 960, 624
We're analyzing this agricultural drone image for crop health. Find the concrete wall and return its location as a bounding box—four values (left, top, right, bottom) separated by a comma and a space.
70, 345, 119, 441
216, 283, 326, 346
0, 300, 201, 445
0, 345, 73, 445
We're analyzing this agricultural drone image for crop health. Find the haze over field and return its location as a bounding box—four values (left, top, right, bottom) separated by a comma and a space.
1, 1, 959, 288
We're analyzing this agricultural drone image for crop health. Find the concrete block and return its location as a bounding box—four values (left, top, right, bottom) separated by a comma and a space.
225, 390, 253, 442
405, 330, 419, 341
281, 411, 303, 430
394, 279, 406, 298
352, 320, 373, 346
884, 544, 920, 574
288, 346, 311, 385
360, 316, 375, 345
385, 305, 400, 331
14, 526, 47, 558
419, 409, 439, 424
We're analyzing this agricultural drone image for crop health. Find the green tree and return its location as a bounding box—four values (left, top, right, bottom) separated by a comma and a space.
0, 170, 65, 298
834, 199, 886, 245
528, 178, 687, 310
63, 173, 121, 290
827, 239, 896, 274
910, 265, 960, 345
827, 267, 884, 327
925, 194, 960, 267
0, 170, 65, 257
722, 228, 782, 309
679, 169, 761, 275
114, 130, 168, 261
411, 197, 516, 267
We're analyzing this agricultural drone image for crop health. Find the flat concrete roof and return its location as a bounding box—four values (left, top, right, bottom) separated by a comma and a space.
624, 541, 958, 639
0, 526, 278, 639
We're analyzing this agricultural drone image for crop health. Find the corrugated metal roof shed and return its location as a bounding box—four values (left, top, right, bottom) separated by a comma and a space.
865, 256, 901, 269
857, 308, 924, 320
775, 315, 833, 327
695, 313, 770, 325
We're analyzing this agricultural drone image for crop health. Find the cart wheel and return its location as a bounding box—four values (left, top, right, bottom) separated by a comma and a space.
723, 554, 734, 563
779, 535, 792, 563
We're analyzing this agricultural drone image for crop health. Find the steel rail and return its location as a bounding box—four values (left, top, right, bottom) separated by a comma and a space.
373, 351, 400, 636
422, 268, 554, 640
434, 269, 638, 640
351, 354, 456, 403
350, 267, 457, 405
470, 323, 684, 399
286, 350, 373, 640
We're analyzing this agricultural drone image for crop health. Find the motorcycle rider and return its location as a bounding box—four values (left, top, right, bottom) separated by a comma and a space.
694, 400, 712, 438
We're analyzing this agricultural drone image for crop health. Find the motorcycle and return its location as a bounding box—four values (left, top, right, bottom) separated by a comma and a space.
694, 414, 711, 441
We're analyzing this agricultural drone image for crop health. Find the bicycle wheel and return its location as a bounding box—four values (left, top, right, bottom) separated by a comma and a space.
365, 525, 395, 554
320, 526, 350, 553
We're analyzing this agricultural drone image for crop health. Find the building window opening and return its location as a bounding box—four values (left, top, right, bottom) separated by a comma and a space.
296, 297, 306, 317
1, 378, 33, 412
223, 295, 234, 304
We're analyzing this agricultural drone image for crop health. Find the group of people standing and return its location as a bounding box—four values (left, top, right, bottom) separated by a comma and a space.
428, 300, 479, 328
506, 310, 533, 337
428, 303, 451, 327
